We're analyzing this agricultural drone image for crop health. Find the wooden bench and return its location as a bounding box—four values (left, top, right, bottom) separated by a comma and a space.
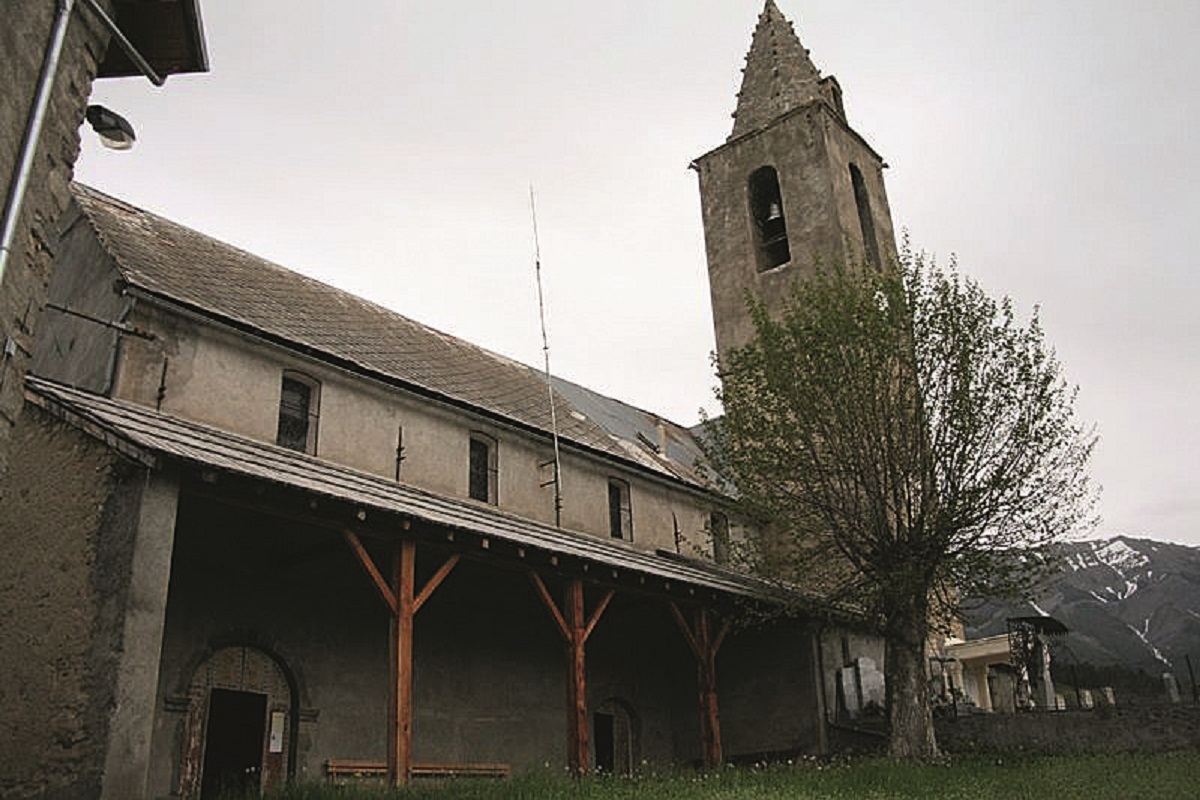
325, 759, 510, 780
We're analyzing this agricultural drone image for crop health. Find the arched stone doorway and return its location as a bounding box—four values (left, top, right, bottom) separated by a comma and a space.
593, 698, 638, 776
178, 645, 295, 799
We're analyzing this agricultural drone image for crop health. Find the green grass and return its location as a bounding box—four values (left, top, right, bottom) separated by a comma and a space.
238, 752, 1200, 800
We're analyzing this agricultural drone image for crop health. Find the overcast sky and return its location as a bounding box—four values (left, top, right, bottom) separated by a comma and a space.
75, 1, 1199, 547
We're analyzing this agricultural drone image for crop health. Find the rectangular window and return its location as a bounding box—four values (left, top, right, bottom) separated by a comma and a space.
468, 434, 497, 504
710, 511, 731, 565
608, 478, 632, 540
276, 372, 319, 454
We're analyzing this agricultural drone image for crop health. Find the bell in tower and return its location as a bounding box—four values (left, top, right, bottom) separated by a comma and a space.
693, 1, 898, 358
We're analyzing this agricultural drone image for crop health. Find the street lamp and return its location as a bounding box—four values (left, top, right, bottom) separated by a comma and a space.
0, 0, 164, 281
85, 104, 137, 150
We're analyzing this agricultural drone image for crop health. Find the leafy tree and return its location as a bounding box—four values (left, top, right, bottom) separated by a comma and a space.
702, 251, 1096, 758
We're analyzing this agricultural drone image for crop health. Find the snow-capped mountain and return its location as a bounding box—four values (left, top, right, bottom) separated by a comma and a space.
964, 536, 1200, 672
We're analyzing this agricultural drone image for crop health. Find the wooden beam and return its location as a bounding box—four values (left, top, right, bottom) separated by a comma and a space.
529, 572, 570, 642
670, 603, 724, 768
713, 617, 731, 656
584, 589, 614, 642
669, 601, 700, 659
388, 540, 416, 786
413, 554, 460, 613
529, 574, 613, 777
695, 608, 722, 768
343, 528, 396, 613
344, 532, 460, 788
565, 577, 588, 776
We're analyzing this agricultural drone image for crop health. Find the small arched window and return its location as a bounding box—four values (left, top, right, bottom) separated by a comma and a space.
849, 163, 881, 268
748, 166, 790, 270
607, 478, 632, 540
276, 371, 320, 454
710, 511, 731, 565
468, 432, 498, 504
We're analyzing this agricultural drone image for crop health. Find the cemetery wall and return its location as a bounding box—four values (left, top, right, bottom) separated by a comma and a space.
936, 705, 1200, 755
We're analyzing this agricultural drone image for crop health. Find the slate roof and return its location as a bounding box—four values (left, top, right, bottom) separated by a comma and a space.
26, 376, 760, 599
71, 184, 709, 488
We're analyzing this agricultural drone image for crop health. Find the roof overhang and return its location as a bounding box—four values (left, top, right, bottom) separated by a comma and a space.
25, 376, 777, 604
98, 0, 209, 78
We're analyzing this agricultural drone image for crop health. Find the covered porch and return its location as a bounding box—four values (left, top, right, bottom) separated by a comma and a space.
30, 379, 830, 797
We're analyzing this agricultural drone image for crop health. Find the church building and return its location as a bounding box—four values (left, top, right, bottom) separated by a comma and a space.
0, 3, 899, 798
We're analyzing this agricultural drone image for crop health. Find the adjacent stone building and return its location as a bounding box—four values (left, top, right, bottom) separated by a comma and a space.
0, 0, 207, 476
1, 3, 901, 798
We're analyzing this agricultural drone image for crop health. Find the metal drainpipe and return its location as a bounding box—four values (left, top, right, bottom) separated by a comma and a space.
0, 0, 77, 288
0, 0, 165, 288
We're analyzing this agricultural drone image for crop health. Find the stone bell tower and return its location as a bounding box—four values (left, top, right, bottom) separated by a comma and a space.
693, 1, 898, 357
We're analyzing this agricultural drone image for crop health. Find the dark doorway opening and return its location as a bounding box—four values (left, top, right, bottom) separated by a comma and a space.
201, 688, 267, 799
594, 711, 615, 773
593, 700, 635, 775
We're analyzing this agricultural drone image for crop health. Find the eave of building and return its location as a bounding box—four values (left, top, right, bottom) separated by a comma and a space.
944, 634, 1011, 663
98, 0, 209, 78
690, 98, 887, 171
25, 375, 770, 604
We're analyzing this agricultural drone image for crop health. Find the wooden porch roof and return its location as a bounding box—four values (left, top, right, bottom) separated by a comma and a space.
26, 376, 770, 601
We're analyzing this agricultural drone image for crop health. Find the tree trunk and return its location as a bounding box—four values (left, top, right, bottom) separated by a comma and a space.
884, 605, 939, 760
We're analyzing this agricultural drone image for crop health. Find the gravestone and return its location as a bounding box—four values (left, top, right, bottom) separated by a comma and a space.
856, 657, 886, 709
838, 666, 860, 717
989, 669, 1017, 714
1163, 672, 1182, 704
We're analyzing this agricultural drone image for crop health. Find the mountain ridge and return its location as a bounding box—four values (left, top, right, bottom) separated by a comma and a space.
963, 536, 1200, 674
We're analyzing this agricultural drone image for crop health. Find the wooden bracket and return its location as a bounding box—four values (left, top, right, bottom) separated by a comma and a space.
414, 554, 460, 613
343, 528, 396, 613
669, 602, 729, 661
342, 529, 459, 616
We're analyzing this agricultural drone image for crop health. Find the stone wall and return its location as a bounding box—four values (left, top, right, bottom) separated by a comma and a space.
0, 404, 145, 799
0, 1, 112, 475
935, 705, 1200, 755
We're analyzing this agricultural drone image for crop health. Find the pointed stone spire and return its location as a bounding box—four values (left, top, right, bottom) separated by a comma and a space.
730, 0, 825, 138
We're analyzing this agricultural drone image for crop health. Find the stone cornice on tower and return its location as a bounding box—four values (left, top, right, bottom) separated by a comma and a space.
731, 0, 826, 139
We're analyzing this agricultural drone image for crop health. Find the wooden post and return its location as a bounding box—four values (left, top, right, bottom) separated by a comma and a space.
388, 540, 416, 786
671, 603, 728, 768
695, 609, 722, 767
342, 530, 458, 788
529, 573, 612, 777
565, 577, 588, 775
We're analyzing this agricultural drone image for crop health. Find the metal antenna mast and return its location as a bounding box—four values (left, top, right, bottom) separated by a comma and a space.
530, 186, 563, 527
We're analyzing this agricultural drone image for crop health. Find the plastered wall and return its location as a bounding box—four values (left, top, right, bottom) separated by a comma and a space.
100, 294, 719, 556
0, 405, 140, 799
